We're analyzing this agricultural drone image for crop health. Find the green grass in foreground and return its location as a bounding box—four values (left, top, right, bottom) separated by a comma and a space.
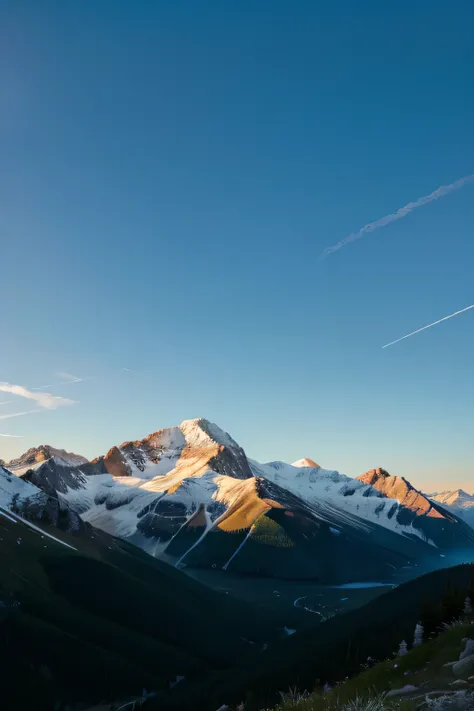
272, 620, 474, 711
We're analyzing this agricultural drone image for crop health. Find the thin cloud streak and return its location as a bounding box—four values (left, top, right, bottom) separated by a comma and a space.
57, 372, 83, 383
0, 410, 38, 420
322, 174, 474, 257
0, 433, 23, 438
32, 373, 91, 390
382, 304, 474, 349
56, 372, 94, 387
0, 382, 76, 409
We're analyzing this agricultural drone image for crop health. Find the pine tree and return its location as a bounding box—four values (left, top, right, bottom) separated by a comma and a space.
413, 622, 423, 647
464, 597, 472, 615
397, 640, 408, 656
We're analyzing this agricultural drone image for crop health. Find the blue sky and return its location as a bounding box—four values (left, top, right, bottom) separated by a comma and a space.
1, 1, 473, 491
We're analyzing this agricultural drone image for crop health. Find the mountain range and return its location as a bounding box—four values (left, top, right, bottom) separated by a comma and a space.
3, 418, 474, 585
2, 421, 474, 710
428, 488, 474, 526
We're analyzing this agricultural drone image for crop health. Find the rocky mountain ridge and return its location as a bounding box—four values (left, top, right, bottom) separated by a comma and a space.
357, 468, 447, 519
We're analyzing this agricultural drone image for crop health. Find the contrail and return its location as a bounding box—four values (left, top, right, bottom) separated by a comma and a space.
322, 174, 474, 257
382, 304, 474, 349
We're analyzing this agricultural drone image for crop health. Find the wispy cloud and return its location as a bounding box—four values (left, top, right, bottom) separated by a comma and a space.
322, 174, 474, 257
0, 401, 13, 406
56, 372, 84, 384
0, 410, 38, 420
382, 304, 474, 349
56, 372, 93, 387
0, 433, 23, 438
121, 367, 133, 372
31, 373, 90, 391
0, 382, 76, 410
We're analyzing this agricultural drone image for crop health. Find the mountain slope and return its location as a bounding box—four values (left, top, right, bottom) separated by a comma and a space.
251, 459, 474, 551
275, 616, 474, 711
164, 473, 421, 581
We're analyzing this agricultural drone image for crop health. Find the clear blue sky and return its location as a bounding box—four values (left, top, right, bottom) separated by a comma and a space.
1, 1, 473, 491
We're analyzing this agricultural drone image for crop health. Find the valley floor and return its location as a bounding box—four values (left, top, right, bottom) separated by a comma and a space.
187, 568, 396, 623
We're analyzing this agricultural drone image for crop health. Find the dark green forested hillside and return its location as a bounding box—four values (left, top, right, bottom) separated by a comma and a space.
3, 503, 474, 711
0, 507, 300, 710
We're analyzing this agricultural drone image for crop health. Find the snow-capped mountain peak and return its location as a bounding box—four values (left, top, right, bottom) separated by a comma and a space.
291, 458, 320, 468
430, 489, 474, 507
89, 418, 253, 482
428, 489, 474, 528
179, 418, 240, 450
7, 445, 88, 476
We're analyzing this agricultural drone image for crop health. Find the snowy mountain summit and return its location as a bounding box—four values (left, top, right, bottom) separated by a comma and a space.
291, 458, 320, 468
431, 489, 474, 507
429, 489, 474, 527
8, 445, 88, 476
90, 417, 254, 481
